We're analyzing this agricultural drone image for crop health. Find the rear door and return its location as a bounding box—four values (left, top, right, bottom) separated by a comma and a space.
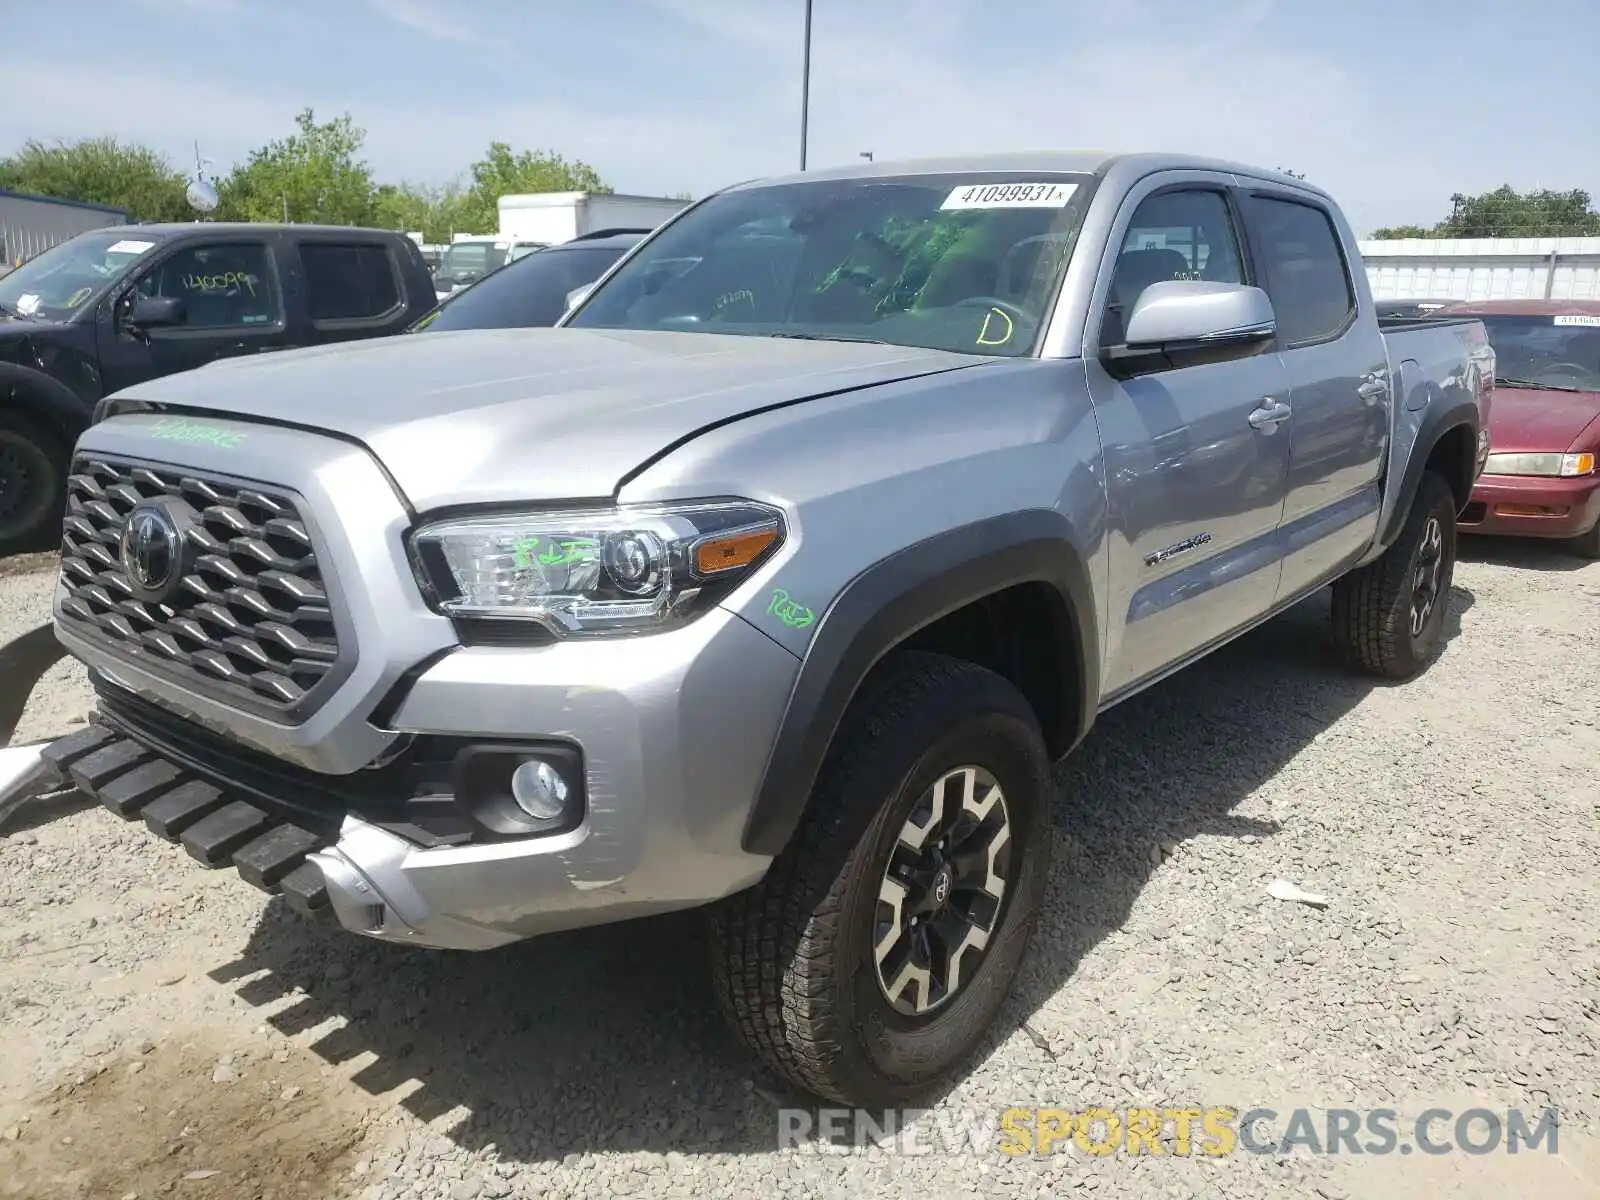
1238, 189, 1390, 600
1085, 172, 1293, 695
290, 237, 413, 344
95, 237, 290, 394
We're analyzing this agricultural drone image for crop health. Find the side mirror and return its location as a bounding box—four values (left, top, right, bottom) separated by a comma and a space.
1105, 281, 1275, 376
1124, 280, 1275, 347
127, 294, 186, 329
564, 282, 596, 311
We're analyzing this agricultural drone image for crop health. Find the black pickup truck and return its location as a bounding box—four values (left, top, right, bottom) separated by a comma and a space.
0, 222, 436, 552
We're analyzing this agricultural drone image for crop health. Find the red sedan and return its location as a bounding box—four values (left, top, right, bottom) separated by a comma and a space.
1445, 299, 1600, 559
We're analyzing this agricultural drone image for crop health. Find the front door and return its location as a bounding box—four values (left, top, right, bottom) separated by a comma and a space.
1239, 191, 1391, 600
96, 240, 289, 395
1086, 179, 1293, 696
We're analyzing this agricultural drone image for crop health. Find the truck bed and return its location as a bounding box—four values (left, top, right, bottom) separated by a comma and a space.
1375, 315, 1483, 333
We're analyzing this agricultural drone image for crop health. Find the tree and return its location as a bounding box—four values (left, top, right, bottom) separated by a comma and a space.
454, 143, 611, 234
0, 116, 631, 237
214, 108, 378, 226
372, 179, 472, 242
1366, 223, 1433, 240
0, 136, 191, 222
1371, 185, 1600, 239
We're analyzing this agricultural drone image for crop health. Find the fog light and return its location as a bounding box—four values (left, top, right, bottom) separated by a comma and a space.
510, 759, 569, 820
452, 743, 585, 839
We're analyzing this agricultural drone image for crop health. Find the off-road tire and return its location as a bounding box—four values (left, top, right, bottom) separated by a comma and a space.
710, 650, 1054, 1108
0, 407, 65, 556
1331, 469, 1457, 680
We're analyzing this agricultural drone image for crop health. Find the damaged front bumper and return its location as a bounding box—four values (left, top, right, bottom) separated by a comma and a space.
0, 741, 66, 829
2, 603, 799, 952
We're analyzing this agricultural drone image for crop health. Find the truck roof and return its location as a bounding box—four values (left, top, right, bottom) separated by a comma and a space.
91, 222, 412, 239
724, 151, 1327, 198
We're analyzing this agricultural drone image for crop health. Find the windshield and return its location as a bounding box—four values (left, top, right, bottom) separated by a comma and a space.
436, 242, 507, 284
414, 244, 632, 331
1477, 314, 1600, 391
0, 230, 164, 320
565, 171, 1095, 356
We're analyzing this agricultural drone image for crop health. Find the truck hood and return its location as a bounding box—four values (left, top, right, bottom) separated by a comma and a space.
1487, 384, 1600, 453
112, 327, 989, 510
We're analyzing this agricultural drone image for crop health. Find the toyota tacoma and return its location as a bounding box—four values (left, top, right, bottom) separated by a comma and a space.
3, 152, 1493, 1107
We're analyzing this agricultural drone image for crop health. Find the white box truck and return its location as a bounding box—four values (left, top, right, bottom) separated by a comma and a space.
497, 191, 690, 247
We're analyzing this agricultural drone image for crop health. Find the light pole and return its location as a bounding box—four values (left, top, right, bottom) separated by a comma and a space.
799, 0, 813, 170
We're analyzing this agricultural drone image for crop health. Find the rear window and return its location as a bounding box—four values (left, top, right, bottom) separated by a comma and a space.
299, 242, 401, 321
417, 245, 630, 332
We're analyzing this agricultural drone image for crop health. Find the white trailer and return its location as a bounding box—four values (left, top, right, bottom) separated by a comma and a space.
1359, 236, 1600, 303
496, 191, 689, 246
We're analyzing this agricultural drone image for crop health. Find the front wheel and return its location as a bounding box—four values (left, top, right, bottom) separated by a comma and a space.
710, 651, 1054, 1107
1331, 469, 1458, 680
1569, 516, 1600, 561
0, 409, 65, 556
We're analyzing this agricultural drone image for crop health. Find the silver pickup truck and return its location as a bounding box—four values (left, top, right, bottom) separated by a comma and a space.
2, 152, 1492, 1108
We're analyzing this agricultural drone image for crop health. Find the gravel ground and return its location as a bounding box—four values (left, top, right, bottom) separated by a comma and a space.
1, 541, 1598, 1199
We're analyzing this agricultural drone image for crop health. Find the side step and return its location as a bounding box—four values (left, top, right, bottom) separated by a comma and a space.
42, 717, 336, 922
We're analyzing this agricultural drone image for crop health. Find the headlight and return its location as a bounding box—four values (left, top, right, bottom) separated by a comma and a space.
409, 499, 786, 638
1481, 451, 1596, 477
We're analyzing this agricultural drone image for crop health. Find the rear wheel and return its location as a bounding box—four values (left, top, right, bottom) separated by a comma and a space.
710, 651, 1054, 1107
1331, 469, 1458, 680
0, 408, 65, 556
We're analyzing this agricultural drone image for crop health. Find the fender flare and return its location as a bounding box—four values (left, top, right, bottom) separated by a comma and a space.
0, 361, 92, 442
1373, 398, 1481, 553
740, 508, 1099, 857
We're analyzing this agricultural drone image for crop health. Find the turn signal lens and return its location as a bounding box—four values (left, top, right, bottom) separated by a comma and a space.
1564, 452, 1596, 476
694, 527, 779, 575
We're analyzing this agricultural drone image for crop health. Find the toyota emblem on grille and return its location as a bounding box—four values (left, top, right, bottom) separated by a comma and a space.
120, 503, 183, 601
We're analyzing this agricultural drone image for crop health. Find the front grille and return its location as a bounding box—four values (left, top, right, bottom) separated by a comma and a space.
58, 454, 343, 718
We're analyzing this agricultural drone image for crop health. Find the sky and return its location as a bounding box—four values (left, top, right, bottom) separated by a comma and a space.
1, 0, 1596, 237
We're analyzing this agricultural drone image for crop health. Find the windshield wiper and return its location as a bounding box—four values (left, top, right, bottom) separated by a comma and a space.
765, 331, 895, 345
1494, 375, 1584, 392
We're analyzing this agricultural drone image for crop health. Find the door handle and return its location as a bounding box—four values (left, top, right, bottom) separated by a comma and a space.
1247, 399, 1292, 432
1357, 375, 1388, 401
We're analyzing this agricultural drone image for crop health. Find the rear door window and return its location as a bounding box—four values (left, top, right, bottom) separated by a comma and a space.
299, 242, 402, 322
1243, 197, 1356, 346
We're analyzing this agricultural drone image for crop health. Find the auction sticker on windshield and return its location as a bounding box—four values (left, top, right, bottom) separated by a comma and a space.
1553, 315, 1600, 327
106, 240, 156, 255
941, 182, 1078, 210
